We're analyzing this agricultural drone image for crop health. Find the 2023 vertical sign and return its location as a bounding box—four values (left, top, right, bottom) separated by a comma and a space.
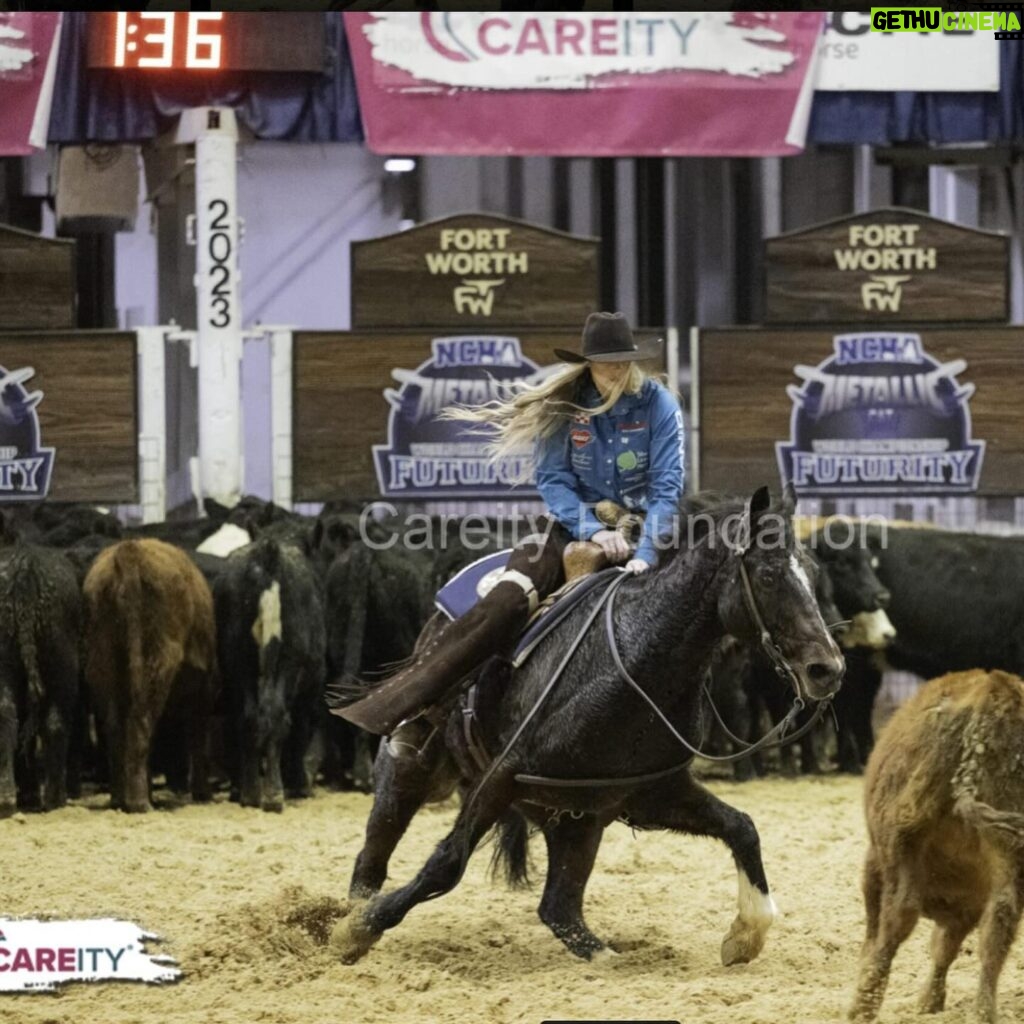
207, 198, 232, 328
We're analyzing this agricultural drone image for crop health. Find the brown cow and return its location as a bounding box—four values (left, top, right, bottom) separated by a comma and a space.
850, 669, 1024, 1024
84, 539, 217, 813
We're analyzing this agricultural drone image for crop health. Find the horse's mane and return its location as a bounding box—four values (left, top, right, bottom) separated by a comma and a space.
654, 488, 794, 567
679, 490, 747, 520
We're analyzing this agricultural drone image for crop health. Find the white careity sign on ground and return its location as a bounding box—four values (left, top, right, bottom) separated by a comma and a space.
0, 918, 180, 992
816, 13, 999, 92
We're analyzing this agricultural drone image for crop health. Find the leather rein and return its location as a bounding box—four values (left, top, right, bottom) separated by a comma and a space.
467, 527, 831, 797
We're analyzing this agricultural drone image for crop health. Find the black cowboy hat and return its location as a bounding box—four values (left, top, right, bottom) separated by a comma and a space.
554, 311, 662, 364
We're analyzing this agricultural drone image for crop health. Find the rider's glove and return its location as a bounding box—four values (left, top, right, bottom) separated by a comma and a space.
591, 529, 630, 563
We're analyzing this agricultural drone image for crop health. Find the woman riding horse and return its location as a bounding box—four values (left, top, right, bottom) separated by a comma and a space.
335, 484, 845, 966
335, 311, 685, 746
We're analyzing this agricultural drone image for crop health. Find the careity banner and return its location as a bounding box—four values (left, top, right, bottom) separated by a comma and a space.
0, 12, 62, 156
346, 11, 825, 157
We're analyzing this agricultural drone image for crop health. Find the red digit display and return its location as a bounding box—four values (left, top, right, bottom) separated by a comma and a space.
88, 13, 325, 73
109, 12, 223, 70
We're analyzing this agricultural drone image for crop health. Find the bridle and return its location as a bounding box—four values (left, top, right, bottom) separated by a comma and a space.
466, 510, 831, 801
733, 516, 809, 704
597, 529, 831, 773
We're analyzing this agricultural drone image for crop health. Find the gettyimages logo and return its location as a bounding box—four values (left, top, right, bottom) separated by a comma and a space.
0, 918, 180, 992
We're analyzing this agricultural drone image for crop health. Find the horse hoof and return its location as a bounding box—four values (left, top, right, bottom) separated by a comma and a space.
330, 904, 382, 964
720, 921, 767, 966
590, 947, 619, 963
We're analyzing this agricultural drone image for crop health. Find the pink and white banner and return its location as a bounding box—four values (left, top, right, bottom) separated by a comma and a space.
0, 13, 62, 156
347, 11, 824, 157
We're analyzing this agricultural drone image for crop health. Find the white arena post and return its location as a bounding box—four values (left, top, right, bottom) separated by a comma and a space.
266, 326, 294, 512
135, 326, 168, 524
178, 106, 243, 509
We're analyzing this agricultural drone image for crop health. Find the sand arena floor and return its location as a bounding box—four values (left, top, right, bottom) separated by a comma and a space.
3, 774, 1022, 1024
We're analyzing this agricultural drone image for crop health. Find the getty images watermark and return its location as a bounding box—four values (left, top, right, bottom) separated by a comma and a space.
358, 502, 889, 559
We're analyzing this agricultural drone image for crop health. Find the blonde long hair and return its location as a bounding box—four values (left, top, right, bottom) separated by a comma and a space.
440, 361, 649, 475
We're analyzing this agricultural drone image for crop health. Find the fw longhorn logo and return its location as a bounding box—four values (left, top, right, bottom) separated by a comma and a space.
862, 275, 911, 312
453, 278, 505, 316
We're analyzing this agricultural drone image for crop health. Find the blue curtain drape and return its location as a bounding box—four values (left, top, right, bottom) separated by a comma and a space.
48, 12, 363, 145
808, 40, 1024, 145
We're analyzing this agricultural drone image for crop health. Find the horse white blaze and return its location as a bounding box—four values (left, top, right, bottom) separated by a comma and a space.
789, 554, 814, 598
737, 869, 777, 935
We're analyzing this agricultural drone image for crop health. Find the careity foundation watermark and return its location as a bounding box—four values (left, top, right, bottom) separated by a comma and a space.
356, 501, 889, 560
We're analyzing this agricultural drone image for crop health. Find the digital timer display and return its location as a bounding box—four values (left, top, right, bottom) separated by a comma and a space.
113, 12, 223, 70
87, 13, 327, 73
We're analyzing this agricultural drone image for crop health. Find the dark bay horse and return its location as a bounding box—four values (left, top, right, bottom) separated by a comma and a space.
333, 486, 844, 966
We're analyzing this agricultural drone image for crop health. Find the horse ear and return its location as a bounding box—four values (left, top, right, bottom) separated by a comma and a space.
749, 486, 771, 522
781, 481, 798, 517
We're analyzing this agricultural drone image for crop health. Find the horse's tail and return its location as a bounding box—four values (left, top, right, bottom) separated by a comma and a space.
324, 545, 375, 708
489, 807, 533, 890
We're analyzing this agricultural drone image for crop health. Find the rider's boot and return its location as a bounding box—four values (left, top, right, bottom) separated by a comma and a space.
332, 573, 538, 738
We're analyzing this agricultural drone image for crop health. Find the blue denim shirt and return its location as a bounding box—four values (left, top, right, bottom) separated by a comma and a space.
535, 376, 685, 566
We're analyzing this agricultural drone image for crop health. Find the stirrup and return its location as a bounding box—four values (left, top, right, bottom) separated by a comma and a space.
385, 716, 439, 764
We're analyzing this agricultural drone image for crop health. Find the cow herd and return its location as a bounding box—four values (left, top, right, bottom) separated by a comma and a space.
1, 496, 1023, 823
0, 496, 480, 817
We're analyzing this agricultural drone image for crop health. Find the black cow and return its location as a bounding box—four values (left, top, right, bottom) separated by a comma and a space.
803, 522, 1024, 774
2, 503, 124, 548
864, 524, 1024, 679
319, 542, 433, 791
0, 521, 82, 814
319, 513, 508, 791
805, 524, 895, 772
214, 535, 326, 812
